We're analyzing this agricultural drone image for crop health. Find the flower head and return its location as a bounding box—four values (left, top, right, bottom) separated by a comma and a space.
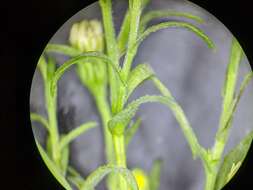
69, 19, 104, 52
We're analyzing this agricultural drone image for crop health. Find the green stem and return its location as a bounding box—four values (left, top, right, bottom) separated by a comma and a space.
113, 135, 126, 167
204, 170, 217, 190
113, 134, 127, 190
45, 79, 61, 166
94, 89, 114, 164
122, 0, 142, 80
99, 0, 120, 114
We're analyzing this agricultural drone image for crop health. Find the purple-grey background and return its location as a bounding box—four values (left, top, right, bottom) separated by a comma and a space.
30, 0, 253, 189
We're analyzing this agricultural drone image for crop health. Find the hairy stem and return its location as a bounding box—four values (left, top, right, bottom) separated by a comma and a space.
94, 89, 114, 164
99, 0, 120, 112
122, 0, 142, 80
113, 134, 127, 190
45, 79, 61, 166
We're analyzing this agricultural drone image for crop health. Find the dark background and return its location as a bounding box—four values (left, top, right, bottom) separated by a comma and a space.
4, 0, 252, 189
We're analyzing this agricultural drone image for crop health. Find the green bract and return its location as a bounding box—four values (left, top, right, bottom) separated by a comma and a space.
31, 0, 253, 190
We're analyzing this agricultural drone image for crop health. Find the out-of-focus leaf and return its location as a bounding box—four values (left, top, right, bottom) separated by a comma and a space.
35, 140, 72, 190
80, 164, 138, 190
30, 113, 49, 131
214, 131, 253, 190
149, 159, 163, 190
125, 118, 142, 147
60, 138, 69, 176
60, 122, 97, 150
45, 44, 82, 57
67, 166, 84, 189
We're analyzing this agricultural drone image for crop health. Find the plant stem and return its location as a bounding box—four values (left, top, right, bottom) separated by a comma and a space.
113, 135, 126, 167
45, 79, 61, 166
99, 0, 120, 113
122, 0, 142, 80
94, 89, 114, 164
205, 170, 217, 190
113, 134, 127, 190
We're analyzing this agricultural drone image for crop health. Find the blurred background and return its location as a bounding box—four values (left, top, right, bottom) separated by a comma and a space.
29, 0, 253, 189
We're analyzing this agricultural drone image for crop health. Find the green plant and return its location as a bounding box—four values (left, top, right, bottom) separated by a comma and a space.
31, 0, 253, 190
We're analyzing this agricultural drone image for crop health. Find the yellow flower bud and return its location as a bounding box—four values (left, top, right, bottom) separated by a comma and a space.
131, 168, 150, 190
69, 19, 104, 52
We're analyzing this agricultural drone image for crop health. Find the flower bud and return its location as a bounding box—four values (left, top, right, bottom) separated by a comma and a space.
131, 168, 149, 190
69, 19, 104, 52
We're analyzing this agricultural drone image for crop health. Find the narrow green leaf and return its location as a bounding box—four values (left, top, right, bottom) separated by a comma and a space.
151, 77, 173, 98
136, 21, 215, 51
37, 55, 47, 80
46, 136, 52, 159
80, 164, 138, 190
149, 159, 163, 190
117, 0, 151, 54
45, 44, 82, 57
125, 118, 142, 146
222, 72, 253, 133
126, 64, 154, 100
30, 113, 49, 131
150, 77, 207, 160
47, 56, 57, 80
50, 52, 125, 97
140, 10, 204, 33
35, 140, 72, 190
60, 122, 97, 150
109, 95, 169, 135
67, 166, 85, 189
141, 0, 150, 9
121, 0, 143, 80
216, 38, 244, 143
109, 94, 202, 159
117, 11, 131, 54
215, 131, 253, 190
60, 140, 69, 176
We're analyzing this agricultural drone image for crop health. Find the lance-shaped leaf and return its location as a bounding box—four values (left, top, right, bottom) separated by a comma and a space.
60, 122, 97, 150
214, 131, 253, 190
37, 56, 47, 80
67, 166, 85, 189
221, 72, 253, 135
45, 44, 82, 57
135, 21, 215, 51
140, 10, 204, 33
80, 164, 138, 190
219, 38, 244, 130
151, 77, 207, 160
108, 95, 170, 135
35, 140, 72, 190
149, 159, 163, 190
117, 0, 150, 54
125, 117, 142, 146
108, 94, 203, 159
117, 10, 131, 54
60, 137, 69, 176
126, 63, 154, 100
30, 113, 49, 131
50, 52, 125, 97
